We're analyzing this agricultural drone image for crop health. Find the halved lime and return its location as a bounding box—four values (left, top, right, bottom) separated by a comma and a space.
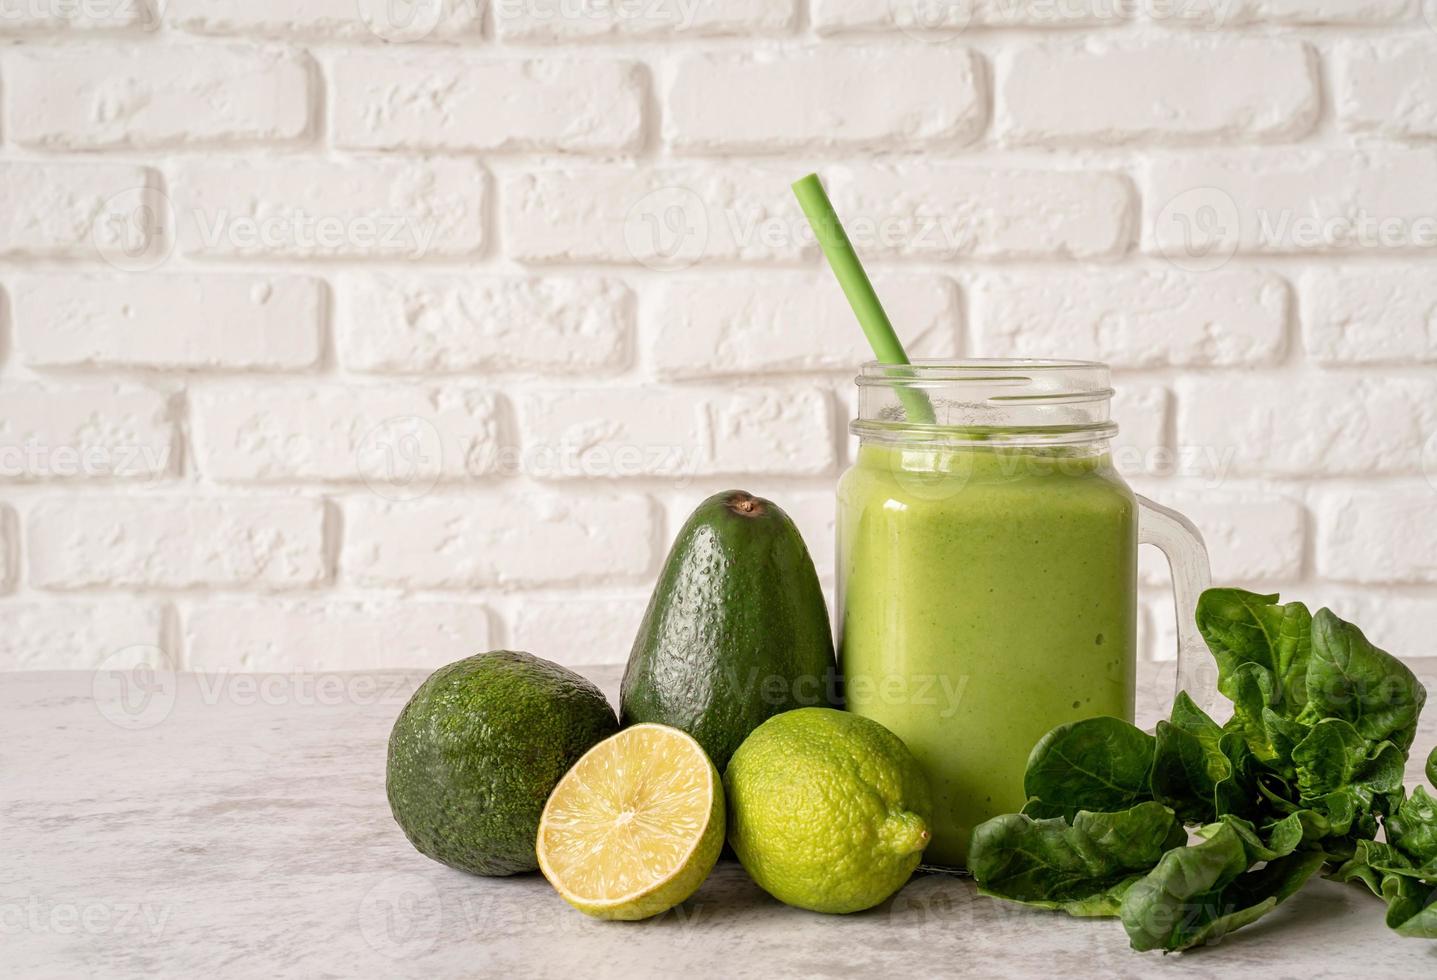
537, 723, 724, 920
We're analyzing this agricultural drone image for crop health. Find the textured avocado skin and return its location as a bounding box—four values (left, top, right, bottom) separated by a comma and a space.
620, 490, 838, 773
386, 650, 618, 876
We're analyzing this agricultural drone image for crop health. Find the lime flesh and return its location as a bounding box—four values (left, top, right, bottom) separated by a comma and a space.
537, 723, 724, 920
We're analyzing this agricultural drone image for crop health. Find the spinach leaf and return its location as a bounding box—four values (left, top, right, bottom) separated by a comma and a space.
1022, 717, 1156, 821
970, 803, 1186, 917
1196, 589, 1312, 715
1331, 838, 1437, 889
1118, 820, 1323, 951
1329, 840, 1388, 896
1263, 808, 1330, 856
1292, 718, 1367, 801
1152, 692, 1227, 823
1384, 875, 1437, 938
1018, 797, 1068, 820
972, 587, 1435, 950
1387, 786, 1437, 866
1331, 839, 1437, 935
1212, 732, 1261, 819
1290, 718, 1406, 837
1218, 814, 1301, 861
1357, 840, 1434, 879
1298, 609, 1426, 752
1221, 663, 1283, 762
1176, 852, 1328, 950
1262, 707, 1309, 779
1356, 741, 1407, 800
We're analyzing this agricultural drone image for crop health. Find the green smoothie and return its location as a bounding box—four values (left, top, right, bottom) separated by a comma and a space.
838, 442, 1137, 868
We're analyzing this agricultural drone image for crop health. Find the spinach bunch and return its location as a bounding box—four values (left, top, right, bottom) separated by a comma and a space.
970, 588, 1437, 951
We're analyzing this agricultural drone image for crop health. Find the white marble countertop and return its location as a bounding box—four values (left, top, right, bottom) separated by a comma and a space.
6, 663, 1437, 979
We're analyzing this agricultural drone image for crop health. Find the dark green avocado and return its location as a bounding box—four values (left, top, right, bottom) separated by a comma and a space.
386, 650, 618, 876
620, 490, 837, 772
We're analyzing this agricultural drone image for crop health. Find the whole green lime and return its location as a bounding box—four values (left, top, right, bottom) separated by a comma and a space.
386, 650, 618, 876
724, 707, 932, 913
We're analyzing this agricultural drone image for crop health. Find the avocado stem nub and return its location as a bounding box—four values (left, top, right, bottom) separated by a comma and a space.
726, 491, 765, 518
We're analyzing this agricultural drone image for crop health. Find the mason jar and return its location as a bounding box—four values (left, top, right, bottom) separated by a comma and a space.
837, 360, 1211, 869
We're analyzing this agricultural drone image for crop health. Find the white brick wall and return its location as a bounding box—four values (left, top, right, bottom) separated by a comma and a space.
1299, 268, 1437, 364
1, 9, 1434, 674
330, 54, 645, 153
27, 497, 329, 589
1336, 38, 1437, 138
13, 275, 325, 369
664, 47, 986, 153
337, 274, 633, 374
995, 40, 1318, 146
184, 599, 494, 671
7, 45, 313, 149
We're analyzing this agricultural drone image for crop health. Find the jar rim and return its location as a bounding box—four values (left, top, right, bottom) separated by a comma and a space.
852, 358, 1118, 446
857, 358, 1111, 384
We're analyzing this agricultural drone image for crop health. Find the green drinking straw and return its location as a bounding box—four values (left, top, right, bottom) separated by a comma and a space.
791, 174, 935, 424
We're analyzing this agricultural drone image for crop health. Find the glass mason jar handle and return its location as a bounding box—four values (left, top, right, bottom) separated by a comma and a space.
1137, 495, 1216, 716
